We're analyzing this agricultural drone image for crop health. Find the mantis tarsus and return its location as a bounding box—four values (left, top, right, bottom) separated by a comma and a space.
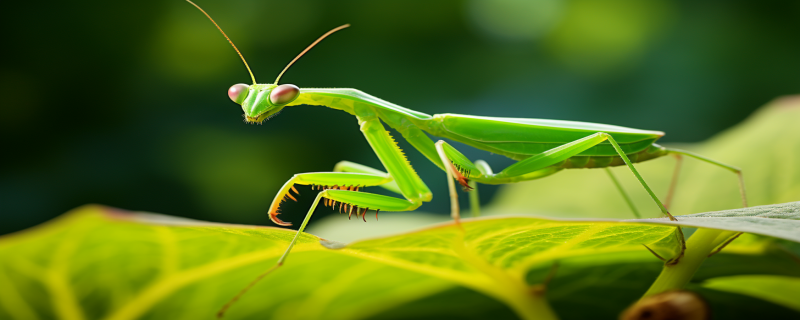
185, 1, 748, 318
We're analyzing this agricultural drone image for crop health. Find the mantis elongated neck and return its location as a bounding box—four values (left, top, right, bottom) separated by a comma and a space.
287, 88, 434, 131
285, 88, 445, 170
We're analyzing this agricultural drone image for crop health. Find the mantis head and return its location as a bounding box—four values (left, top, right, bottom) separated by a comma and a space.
227, 23, 348, 124
228, 83, 300, 123
187, 0, 349, 124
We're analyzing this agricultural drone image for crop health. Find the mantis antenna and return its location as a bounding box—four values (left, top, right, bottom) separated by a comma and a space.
274, 24, 350, 85
186, 0, 257, 85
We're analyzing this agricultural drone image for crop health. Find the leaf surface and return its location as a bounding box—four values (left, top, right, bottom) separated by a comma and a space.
2, 202, 800, 320
700, 275, 800, 312
628, 202, 800, 242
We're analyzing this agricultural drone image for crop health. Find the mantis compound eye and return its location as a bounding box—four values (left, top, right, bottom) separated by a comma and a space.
270, 84, 300, 105
228, 83, 249, 104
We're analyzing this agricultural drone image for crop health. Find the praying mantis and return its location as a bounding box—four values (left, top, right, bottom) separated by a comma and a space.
185, 1, 748, 318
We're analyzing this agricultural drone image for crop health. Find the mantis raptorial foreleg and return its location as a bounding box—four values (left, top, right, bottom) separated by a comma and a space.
265, 114, 431, 256
332, 160, 402, 194
219, 189, 418, 318
270, 114, 430, 244
267, 171, 394, 225
220, 116, 431, 318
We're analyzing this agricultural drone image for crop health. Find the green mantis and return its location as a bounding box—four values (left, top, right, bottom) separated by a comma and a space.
185, 1, 748, 317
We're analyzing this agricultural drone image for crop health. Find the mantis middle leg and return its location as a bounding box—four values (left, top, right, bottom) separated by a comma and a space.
393, 126, 643, 220
432, 134, 688, 263
433, 133, 677, 221
605, 168, 642, 218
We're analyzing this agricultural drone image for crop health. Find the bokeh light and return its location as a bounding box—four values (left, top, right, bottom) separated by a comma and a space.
1, 0, 798, 235
467, 0, 564, 41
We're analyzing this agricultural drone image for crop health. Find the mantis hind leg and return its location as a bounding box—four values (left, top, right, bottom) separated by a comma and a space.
465, 132, 675, 220
495, 133, 686, 262
437, 133, 678, 220
664, 148, 748, 208
662, 148, 748, 258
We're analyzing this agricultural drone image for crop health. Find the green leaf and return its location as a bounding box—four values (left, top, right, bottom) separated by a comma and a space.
687, 284, 800, 319
629, 202, 800, 242
700, 275, 800, 312
3, 202, 800, 320
0, 207, 456, 320
366, 286, 518, 320
0, 205, 675, 320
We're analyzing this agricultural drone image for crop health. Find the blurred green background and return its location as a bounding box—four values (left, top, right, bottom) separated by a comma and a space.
1, 0, 799, 235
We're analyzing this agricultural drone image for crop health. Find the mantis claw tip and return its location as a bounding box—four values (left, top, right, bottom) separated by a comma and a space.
269, 213, 292, 227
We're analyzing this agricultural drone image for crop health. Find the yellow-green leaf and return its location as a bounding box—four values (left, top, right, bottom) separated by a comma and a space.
1, 205, 682, 320
701, 275, 800, 312
4, 202, 800, 320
